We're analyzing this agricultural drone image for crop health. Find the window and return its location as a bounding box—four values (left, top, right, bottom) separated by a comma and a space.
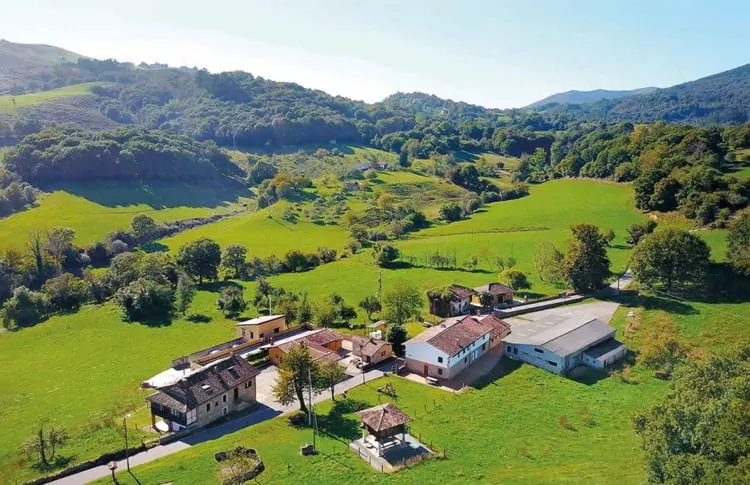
513, 347, 518, 355
506, 345, 512, 352
249, 332, 254, 339
222, 395, 227, 404
259, 333, 265, 339
481, 343, 486, 351
534, 348, 544, 354
241, 328, 246, 337
215, 401, 219, 407
437, 356, 443, 363
437, 368, 443, 375
464, 357, 467, 363
547, 361, 558, 367
381, 351, 386, 357
234, 388, 239, 400
274, 327, 280, 334
206, 403, 211, 412
245, 381, 253, 389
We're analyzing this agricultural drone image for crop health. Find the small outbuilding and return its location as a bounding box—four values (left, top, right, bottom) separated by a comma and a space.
355, 403, 411, 456
351, 335, 393, 366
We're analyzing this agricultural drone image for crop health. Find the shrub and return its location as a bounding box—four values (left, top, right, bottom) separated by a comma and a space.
115, 278, 174, 322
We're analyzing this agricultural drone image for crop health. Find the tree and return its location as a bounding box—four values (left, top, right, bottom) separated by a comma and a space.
220, 244, 249, 279
626, 220, 657, 246
386, 324, 408, 357
463, 256, 479, 271
382, 283, 422, 325
317, 360, 347, 401
130, 214, 159, 244
633, 347, 750, 484
217, 286, 246, 317
45, 227, 76, 266
175, 273, 196, 315
177, 238, 221, 284
500, 269, 532, 292
372, 242, 399, 267
3, 286, 48, 328
272, 343, 319, 414
439, 203, 463, 222
726, 209, 750, 275
358, 295, 382, 321
399, 149, 409, 167
533, 240, 564, 283
563, 223, 611, 292
603, 228, 616, 247
114, 278, 174, 322
479, 291, 494, 308
630, 229, 711, 292
21, 423, 68, 468
41, 273, 89, 312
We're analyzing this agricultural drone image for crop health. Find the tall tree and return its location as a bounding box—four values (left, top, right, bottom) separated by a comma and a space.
630, 229, 711, 292
130, 214, 159, 245
563, 223, 611, 292
217, 286, 246, 317
726, 209, 750, 275
175, 273, 196, 315
633, 347, 750, 484
21, 423, 68, 468
177, 238, 221, 284
386, 324, 408, 357
220, 244, 249, 279
358, 295, 382, 321
382, 283, 422, 325
272, 344, 319, 414
533, 240, 564, 283
500, 269, 532, 292
317, 360, 347, 401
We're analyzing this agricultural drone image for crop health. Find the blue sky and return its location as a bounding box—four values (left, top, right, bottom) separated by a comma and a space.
1, 0, 748, 107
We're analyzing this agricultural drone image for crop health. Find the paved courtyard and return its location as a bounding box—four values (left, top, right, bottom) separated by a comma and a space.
350, 434, 432, 473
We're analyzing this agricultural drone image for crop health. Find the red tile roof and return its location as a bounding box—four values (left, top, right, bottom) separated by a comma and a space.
474, 282, 514, 296
303, 329, 344, 347
405, 315, 511, 356
275, 340, 341, 363
351, 335, 391, 357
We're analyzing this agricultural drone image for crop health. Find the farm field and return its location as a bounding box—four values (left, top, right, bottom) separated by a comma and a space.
0, 181, 251, 252
0, 82, 101, 114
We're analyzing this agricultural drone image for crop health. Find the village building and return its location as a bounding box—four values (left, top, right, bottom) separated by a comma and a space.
472, 282, 514, 307
343, 180, 361, 192
351, 335, 393, 366
503, 317, 627, 375
355, 403, 411, 456
235, 315, 287, 342
404, 315, 510, 380
267, 328, 344, 365
426, 284, 476, 317
366, 320, 388, 339
146, 355, 260, 432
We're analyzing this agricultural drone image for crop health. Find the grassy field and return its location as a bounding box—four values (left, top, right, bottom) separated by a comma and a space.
0, 82, 101, 114
0, 181, 251, 252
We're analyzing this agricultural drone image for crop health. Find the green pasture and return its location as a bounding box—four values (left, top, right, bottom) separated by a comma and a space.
0, 82, 101, 114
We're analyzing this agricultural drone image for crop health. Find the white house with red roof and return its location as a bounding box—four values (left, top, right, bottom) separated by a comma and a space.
404, 315, 510, 380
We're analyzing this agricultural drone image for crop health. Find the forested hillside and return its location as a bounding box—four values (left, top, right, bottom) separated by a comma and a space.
537, 63, 750, 124
526, 87, 657, 108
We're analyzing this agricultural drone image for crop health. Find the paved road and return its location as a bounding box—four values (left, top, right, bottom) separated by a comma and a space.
51, 362, 395, 485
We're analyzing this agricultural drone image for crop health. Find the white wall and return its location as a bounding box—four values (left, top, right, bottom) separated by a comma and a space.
505, 343, 565, 374
405, 342, 449, 368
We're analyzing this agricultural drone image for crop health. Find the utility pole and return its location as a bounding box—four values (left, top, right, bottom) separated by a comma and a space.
377, 271, 383, 306
307, 367, 317, 452
123, 415, 131, 472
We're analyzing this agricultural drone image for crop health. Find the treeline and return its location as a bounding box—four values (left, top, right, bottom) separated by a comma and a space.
0, 213, 347, 327
514, 122, 750, 226
2, 126, 240, 183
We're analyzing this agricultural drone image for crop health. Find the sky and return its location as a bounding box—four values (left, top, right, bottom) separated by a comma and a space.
1, 0, 748, 108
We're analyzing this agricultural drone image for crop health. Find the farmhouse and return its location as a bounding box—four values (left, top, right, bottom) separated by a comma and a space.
427, 284, 476, 317
404, 315, 510, 379
343, 180, 361, 192
146, 355, 260, 432
472, 282, 514, 307
351, 335, 393, 366
235, 314, 287, 342
355, 161, 391, 171
267, 328, 344, 365
503, 317, 627, 375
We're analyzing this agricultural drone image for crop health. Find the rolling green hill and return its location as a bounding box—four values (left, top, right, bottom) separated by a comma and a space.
0, 82, 101, 114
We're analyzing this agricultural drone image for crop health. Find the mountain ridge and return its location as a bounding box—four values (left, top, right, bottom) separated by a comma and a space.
525, 87, 658, 108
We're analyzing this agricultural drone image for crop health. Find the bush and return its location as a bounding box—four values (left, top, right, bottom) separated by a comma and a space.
439, 203, 463, 222
372, 242, 399, 267
217, 286, 247, 317
115, 278, 174, 322
3, 286, 48, 328
41, 273, 90, 312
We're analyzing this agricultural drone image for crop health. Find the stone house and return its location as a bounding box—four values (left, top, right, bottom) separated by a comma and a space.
427, 284, 476, 317
472, 282, 514, 307
147, 355, 260, 432
351, 335, 393, 366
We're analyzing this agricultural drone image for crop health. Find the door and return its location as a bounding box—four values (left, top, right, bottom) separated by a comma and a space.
233, 388, 239, 401
222, 407, 228, 416
423, 364, 428, 376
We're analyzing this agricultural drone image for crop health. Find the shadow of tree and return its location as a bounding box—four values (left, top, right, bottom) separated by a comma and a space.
186, 313, 211, 323
31, 454, 75, 473
141, 242, 169, 253
198, 281, 244, 293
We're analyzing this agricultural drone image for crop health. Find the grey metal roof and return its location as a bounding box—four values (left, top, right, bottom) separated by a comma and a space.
542, 319, 615, 357
583, 338, 627, 362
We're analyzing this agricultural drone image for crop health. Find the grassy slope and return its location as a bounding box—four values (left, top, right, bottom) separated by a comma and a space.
160, 201, 349, 257
0, 181, 251, 252
0, 82, 101, 114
